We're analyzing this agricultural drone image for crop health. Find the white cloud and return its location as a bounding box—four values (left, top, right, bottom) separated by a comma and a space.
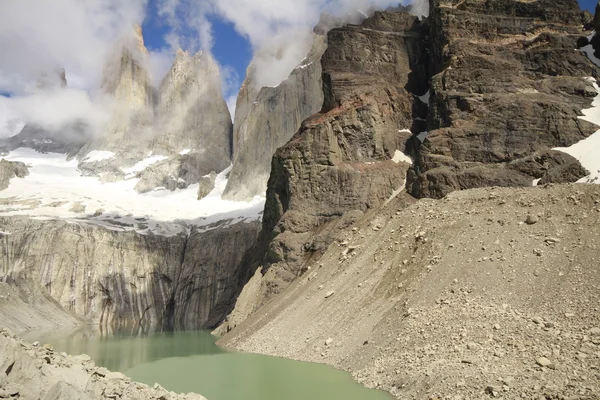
0, 0, 147, 94
157, 0, 428, 91
0, 0, 148, 138
0, 89, 112, 139
0, 0, 429, 138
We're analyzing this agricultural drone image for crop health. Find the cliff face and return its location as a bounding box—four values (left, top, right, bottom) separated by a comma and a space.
408, 0, 597, 198
0, 217, 260, 330
220, 1, 598, 325
223, 35, 328, 201
249, 11, 427, 297
154, 50, 232, 169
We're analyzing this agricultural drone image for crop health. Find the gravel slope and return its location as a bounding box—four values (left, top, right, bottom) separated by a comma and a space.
220, 184, 600, 399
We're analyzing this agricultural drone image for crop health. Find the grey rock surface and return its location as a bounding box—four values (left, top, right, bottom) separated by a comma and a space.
223, 34, 327, 201
197, 172, 217, 200
0, 159, 29, 191
0, 331, 207, 400
0, 216, 260, 331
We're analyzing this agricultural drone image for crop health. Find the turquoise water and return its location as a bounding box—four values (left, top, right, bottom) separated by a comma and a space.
33, 330, 391, 400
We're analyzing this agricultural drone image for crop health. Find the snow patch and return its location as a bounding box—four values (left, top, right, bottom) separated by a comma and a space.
532, 178, 541, 187
384, 178, 407, 206
417, 131, 429, 143
122, 155, 169, 178
580, 45, 600, 68
398, 129, 411, 133
392, 150, 412, 164
179, 149, 191, 155
554, 78, 600, 184
0, 148, 265, 236
82, 151, 115, 163
295, 62, 313, 70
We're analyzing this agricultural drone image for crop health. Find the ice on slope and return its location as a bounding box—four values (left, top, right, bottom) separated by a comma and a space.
82, 150, 116, 163
122, 154, 168, 178
0, 148, 264, 236
554, 78, 600, 184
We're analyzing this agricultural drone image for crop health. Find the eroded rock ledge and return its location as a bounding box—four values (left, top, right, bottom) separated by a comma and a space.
0, 330, 206, 400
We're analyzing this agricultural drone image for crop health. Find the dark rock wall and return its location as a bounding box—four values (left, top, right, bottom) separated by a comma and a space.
409, 0, 598, 198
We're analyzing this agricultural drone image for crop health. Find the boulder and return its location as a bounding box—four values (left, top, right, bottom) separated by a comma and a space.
0, 159, 29, 191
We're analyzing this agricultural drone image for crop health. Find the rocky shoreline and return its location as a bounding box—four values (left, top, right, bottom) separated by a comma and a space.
0, 330, 206, 400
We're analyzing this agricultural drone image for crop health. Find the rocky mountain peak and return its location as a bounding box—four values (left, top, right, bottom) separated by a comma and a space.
133, 24, 147, 55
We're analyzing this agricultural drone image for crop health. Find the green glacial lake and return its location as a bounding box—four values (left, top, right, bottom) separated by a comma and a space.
30, 330, 391, 400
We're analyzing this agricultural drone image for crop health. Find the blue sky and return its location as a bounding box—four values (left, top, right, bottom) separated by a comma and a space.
141, 0, 598, 103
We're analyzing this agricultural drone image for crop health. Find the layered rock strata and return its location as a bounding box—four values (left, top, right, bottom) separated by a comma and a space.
0, 217, 260, 330
238, 11, 428, 304
407, 0, 599, 198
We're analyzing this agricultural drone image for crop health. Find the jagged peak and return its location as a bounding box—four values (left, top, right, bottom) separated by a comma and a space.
132, 24, 148, 55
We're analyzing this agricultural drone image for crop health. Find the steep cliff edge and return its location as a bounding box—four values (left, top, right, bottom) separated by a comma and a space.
82, 25, 154, 160
223, 34, 327, 201
0, 217, 260, 331
245, 11, 428, 302
408, 0, 598, 198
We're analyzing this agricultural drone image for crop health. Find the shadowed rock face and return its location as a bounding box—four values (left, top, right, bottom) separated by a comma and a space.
250, 11, 427, 296
0, 217, 260, 330
221, 2, 597, 318
407, 0, 598, 198
223, 34, 328, 201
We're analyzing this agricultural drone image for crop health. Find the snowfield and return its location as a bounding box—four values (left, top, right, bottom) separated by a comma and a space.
0, 148, 265, 236
554, 78, 600, 184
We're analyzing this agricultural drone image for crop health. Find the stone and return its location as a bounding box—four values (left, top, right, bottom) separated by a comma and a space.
197, 172, 217, 200
590, 327, 600, 335
105, 371, 127, 381
69, 202, 86, 214
485, 385, 501, 397
325, 338, 333, 346
526, 215, 539, 225
71, 354, 92, 363
42, 381, 90, 400
0, 159, 29, 191
536, 357, 556, 369
325, 291, 335, 299
467, 342, 479, 350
